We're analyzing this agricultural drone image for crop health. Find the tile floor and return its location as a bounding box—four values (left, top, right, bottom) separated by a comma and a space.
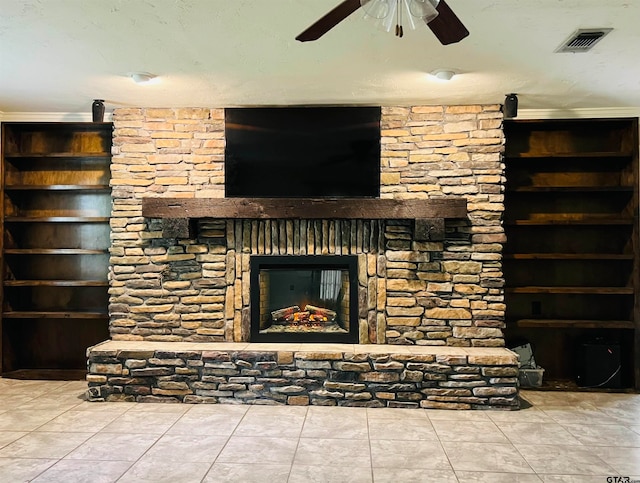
0, 378, 638, 482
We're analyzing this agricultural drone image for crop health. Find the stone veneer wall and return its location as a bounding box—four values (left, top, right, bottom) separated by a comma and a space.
109, 105, 505, 346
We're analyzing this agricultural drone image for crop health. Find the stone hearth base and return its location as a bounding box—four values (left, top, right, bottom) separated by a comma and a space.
86, 341, 519, 410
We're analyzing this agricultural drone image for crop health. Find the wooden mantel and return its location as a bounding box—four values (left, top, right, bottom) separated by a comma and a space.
142, 197, 467, 239
142, 197, 467, 220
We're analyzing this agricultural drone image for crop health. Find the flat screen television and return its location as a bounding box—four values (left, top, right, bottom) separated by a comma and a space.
225, 106, 381, 198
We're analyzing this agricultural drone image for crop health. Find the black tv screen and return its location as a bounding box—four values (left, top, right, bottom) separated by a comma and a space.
225, 106, 381, 198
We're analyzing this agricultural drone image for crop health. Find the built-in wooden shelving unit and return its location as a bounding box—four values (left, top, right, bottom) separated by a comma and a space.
1, 122, 112, 378
503, 118, 639, 389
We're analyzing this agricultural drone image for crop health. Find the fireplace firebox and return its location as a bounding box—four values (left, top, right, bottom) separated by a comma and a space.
250, 255, 359, 343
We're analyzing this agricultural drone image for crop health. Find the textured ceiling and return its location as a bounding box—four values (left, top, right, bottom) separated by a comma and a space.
0, 0, 639, 114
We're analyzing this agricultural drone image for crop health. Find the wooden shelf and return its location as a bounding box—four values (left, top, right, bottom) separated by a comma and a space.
4, 153, 110, 159
4, 185, 110, 191
506, 286, 634, 295
4, 249, 108, 255
515, 319, 635, 329
505, 151, 633, 159
3, 280, 108, 287
2, 311, 108, 319
504, 253, 634, 260
505, 217, 634, 226
506, 186, 634, 193
4, 216, 110, 223
1, 369, 87, 380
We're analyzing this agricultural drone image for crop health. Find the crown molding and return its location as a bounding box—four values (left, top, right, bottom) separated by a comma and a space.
517, 107, 640, 120
1, 107, 638, 123
0, 112, 113, 122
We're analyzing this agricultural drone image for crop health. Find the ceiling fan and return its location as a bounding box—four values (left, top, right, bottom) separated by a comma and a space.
296, 0, 469, 45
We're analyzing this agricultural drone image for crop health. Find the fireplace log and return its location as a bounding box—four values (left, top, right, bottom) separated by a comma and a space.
305, 304, 337, 321
271, 306, 301, 321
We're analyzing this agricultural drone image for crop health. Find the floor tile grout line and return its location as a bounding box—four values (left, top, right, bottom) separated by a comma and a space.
452, 468, 545, 482
108, 402, 222, 483
510, 439, 621, 478
493, 441, 538, 477
122, 404, 187, 465
74, 396, 186, 479
12, 457, 58, 483
284, 412, 307, 483
29, 391, 94, 431
109, 461, 136, 483
493, 414, 517, 445
439, 435, 470, 477
204, 403, 255, 474
364, 407, 374, 479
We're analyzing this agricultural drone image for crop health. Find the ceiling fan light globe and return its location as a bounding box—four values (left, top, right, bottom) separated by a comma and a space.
377, 0, 421, 32
409, 0, 440, 21
361, 0, 391, 19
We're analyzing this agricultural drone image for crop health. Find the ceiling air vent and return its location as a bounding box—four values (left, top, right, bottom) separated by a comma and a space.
556, 28, 613, 53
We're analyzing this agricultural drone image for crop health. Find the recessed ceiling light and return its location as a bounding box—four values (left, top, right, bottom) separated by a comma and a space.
130, 72, 157, 85
430, 69, 456, 81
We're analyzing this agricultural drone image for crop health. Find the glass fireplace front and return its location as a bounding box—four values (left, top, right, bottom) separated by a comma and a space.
250, 255, 358, 343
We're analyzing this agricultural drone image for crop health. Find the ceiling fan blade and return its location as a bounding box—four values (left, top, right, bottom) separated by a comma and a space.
427, 0, 469, 45
296, 0, 364, 42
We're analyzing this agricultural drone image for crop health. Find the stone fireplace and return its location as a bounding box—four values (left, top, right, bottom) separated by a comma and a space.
138, 197, 469, 346
86, 104, 520, 409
